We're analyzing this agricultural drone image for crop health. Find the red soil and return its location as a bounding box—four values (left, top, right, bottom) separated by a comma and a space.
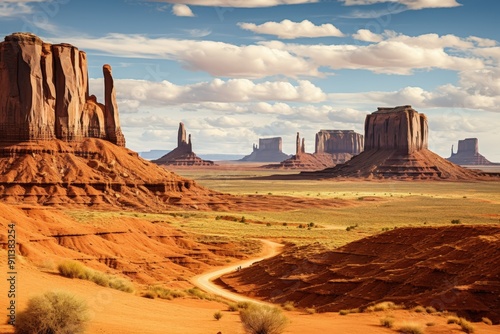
219, 225, 500, 323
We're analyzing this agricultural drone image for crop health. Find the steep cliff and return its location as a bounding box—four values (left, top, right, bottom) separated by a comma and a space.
315, 130, 364, 155
0, 32, 125, 146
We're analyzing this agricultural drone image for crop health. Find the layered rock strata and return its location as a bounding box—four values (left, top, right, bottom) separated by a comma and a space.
315, 130, 364, 164
0, 32, 125, 146
300, 106, 486, 180
448, 138, 497, 165
153, 123, 214, 166
240, 137, 290, 162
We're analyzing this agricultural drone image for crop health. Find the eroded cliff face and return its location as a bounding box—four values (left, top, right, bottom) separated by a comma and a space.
364, 105, 428, 154
0, 32, 125, 146
448, 138, 496, 165
315, 130, 364, 155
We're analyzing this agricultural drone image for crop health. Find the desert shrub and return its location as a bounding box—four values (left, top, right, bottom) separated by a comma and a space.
380, 316, 395, 328
108, 277, 134, 293
57, 261, 91, 280
482, 317, 492, 325
142, 291, 156, 299
266, 223, 272, 227
398, 322, 425, 334
458, 318, 474, 333
228, 303, 239, 312
425, 306, 437, 314
451, 219, 461, 224
339, 309, 349, 315
426, 322, 436, 327
214, 311, 223, 321
91, 272, 110, 287
365, 301, 399, 312
237, 301, 251, 310
305, 308, 316, 315
16, 291, 89, 334
281, 301, 295, 311
447, 316, 460, 324
412, 305, 426, 313
239, 304, 288, 334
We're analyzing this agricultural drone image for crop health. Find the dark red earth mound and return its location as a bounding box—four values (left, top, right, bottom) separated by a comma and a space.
219, 225, 500, 323
262, 152, 335, 170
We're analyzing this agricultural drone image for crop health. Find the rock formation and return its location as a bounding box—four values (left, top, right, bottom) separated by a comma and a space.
240, 137, 290, 162
264, 132, 335, 170
153, 123, 214, 166
220, 225, 500, 323
297, 106, 490, 180
448, 138, 497, 165
0, 32, 125, 146
315, 130, 364, 164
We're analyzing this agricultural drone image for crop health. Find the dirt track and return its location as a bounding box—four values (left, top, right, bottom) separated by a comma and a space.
191, 239, 283, 304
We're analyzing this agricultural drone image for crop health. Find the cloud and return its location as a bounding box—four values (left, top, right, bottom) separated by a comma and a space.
70, 34, 320, 78
205, 116, 252, 128
352, 29, 384, 42
340, 0, 461, 10
172, 4, 194, 16
150, 0, 319, 8
89, 77, 326, 112
0, 0, 44, 17
238, 19, 344, 39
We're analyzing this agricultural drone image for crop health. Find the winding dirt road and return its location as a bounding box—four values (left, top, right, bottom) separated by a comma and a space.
191, 239, 283, 304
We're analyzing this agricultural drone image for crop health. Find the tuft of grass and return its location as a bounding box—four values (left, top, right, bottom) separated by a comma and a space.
305, 307, 316, 315
425, 306, 437, 314
451, 219, 462, 224
482, 317, 492, 326
365, 301, 400, 312
142, 291, 156, 299
281, 301, 295, 311
58, 260, 134, 293
213, 311, 223, 321
15, 291, 89, 334
426, 322, 436, 327
339, 309, 349, 316
228, 303, 239, 312
237, 301, 251, 310
447, 316, 460, 324
380, 316, 395, 328
398, 322, 425, 334
239, 304, 288, 334
458, 318, 475, 333
412, 306, 426, 313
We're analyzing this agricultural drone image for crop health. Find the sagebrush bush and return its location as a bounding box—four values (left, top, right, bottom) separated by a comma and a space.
214, 311, 223, 321
15, 291, 89, 334
57, 261, 91, 280
305, 308, 316, 315
447, 316, 460, 324
365, 301, 399, 312
281, 301, 295, 311
380, 316, 395, 328
398, 322, 425, 334
412, 306, 426, 313
458, 318, 474, 334
239, 304, 288, 334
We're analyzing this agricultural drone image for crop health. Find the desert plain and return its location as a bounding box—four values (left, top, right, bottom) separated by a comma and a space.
1, 163, 500, 334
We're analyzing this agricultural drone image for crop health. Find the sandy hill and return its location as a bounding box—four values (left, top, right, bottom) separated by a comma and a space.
218, 225, 500, 323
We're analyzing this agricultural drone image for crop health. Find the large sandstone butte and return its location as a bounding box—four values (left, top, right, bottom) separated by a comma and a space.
240, 137, 290, 162
219, 225, 500, 323
0, 33, 225, 209
315, 130, 364, 164
300, 106, 488, 180
448, 138, 497, 165
153, 123, 214, 166
263, 132, 335, 170
0, 32, 125, 146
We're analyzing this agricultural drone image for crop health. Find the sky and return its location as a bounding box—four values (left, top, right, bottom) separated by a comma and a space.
0, 0, 499, 160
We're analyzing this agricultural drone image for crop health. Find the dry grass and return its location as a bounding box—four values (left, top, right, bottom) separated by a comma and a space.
365, 301, 401, 312
380, 316, 395, 328
459, 318, 475, 333
239, 304, 288, 334
398, 322, 425, 334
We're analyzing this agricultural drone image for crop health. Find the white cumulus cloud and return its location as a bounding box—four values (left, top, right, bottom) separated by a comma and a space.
341, 0, 461, 10
151, 0, 318, 8
172, 4, 194, 16
238, 19, 344, 39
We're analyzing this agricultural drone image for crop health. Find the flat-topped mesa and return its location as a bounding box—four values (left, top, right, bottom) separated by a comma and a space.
0, 32, 125, 146
448, 138, 496, 165
240, 137, 290, 162
364, 105, 428, 154
315, 130, 364, 155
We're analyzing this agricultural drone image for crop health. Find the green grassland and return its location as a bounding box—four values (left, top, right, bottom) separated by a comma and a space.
67, 169, 500, 249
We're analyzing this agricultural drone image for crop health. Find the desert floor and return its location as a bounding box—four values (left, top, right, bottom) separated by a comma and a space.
1, 164, 500, 333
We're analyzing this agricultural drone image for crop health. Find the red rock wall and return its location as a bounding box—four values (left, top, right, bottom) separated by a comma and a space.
457, 138, 478, 155
315, 130, 363, 155
0, 33, 125, 146
259, 137, 282, 151
364, 105, 428, 154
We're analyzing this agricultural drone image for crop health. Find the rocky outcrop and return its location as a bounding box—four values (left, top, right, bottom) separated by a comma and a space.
153, 123, 214, 166
365, 105, 427, 154
296, 106, 490, 180
264, 132, 335, 170
448, 138, 497, 165
315, 130, 364, 164
240, 137, 290, 162
0, 32, 125, 146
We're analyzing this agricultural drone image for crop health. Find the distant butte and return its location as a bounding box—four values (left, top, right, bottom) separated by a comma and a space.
153, 122, 215, 166
315, 129, 364, 164
296, 105, 494, 180
240, 137, 290, 162
447, 138, 498, 165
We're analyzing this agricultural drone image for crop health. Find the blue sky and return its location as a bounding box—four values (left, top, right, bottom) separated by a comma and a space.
1, 0, 499, 160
